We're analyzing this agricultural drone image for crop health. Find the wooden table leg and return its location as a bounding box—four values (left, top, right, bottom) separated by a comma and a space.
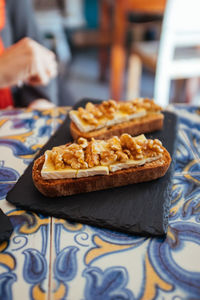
99, 0, 111, 82
110, 0, 127, 101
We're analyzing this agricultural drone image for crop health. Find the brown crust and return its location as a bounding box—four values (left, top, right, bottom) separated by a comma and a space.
70, 112, 164, 140
32, 146, 171, 197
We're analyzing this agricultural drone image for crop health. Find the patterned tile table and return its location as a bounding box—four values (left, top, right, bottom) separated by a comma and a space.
0, 105, 200, 300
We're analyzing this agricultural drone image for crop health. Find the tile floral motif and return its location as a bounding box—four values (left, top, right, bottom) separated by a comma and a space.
0, 210, 51, 300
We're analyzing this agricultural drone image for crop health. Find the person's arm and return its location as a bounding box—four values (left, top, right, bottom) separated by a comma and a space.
5, 0, 58, 107
0, 38, 57, 88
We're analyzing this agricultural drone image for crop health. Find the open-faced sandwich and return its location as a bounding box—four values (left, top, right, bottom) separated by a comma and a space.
32, 134, 171, 197
69, 98, 164, 140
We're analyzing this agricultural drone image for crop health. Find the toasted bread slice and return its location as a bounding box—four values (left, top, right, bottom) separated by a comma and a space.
70, 112, 164, 140
32, 145, 171, 197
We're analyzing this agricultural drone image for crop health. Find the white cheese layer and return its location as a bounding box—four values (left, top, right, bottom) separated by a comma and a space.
77, 166, 109, 178
41, 152, 77, 179
69, 111, 94, 133
69, 108, 146, 133
41, 168, 77, 179
109, 155, 162, 172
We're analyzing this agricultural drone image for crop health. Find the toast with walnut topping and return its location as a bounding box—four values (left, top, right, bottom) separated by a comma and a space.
69, 98, 164, 140
32, 134, 171, 197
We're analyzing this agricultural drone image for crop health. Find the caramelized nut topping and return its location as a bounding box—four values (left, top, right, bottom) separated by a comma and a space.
130, 98, 162, 112
50, 151, 65, 169
77, 137, 88, 148
99, 100, 118, 119
119, 102, 137, 114
77, 107, 98, 125
116, 150, 129, 162
85, 141, 100, 168
100, 150, 118, 166
48, 134, 163, 170
72, 98, 162, 129
107, 136, 122, 151
85, 102, 103, 118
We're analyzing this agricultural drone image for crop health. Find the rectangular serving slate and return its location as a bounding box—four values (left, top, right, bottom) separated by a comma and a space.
6, 99, 178, 236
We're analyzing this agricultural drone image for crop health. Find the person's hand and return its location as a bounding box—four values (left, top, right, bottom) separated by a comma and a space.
0, 38, 57, 88
28, 99, 55, 110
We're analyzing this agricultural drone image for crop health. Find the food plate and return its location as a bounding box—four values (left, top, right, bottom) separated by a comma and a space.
6, 99, 178, 236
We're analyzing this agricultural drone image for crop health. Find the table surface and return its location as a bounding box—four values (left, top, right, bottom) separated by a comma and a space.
0, 105, 200, 300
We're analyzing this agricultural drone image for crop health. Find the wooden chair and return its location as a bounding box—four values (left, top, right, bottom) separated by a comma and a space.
127, 0, 200, 106
106, 0, 166, 101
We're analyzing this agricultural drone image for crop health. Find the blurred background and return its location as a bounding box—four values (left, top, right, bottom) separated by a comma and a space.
33, 0, 200, 107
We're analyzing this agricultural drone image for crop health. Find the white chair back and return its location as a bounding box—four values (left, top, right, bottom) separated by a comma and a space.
154, 0, 200, 105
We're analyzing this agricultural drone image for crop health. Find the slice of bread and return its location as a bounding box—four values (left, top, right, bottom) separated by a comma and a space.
32, 146, 171, 197
70, 112, 164, 140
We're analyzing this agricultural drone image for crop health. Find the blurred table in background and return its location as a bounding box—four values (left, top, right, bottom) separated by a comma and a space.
100, 0, 166, 100
0, 104, 200, 299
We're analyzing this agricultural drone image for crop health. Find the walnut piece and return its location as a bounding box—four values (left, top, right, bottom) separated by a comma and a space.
99, 100, 118, 119
100, 150, 118, 165
50, 151, 65, 169
85, 102, 103, 118
85, 141, 100, 168
78, 107, 98, 125
77, 137, 88, 148
107, 136, 122, 151
119, 102, 137, 114
130, 98, 162, 112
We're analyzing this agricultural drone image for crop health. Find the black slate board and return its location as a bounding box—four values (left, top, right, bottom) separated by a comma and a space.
0, 209, 13, 243
6, 99, 178, 236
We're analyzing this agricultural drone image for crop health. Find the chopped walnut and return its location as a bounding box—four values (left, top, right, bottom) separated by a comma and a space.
107, 136, 122, 151
85, 102, 103, 118
74, 149, 85, 162
50, 151, 65, 169
62, 150, 73, 163
119, 133, 163, 160
135, 144, 142, 153
135, 138, 147, 147
144, 139, 164, 157
152, 143, 164, 153
153, 145, 163, 153
143, 98, 162, 111
123, 149, 133, 159
52, 146, 65, 154
67, 143, 82, 152
130, 98, 141, 106
62, 147, 86, 169
85, 141, 100, 168
119, 102, 137, 114
100, 150, 117, 165
99, 100, 118, 119
69, 158, 81, 169
120, 134, 139, 152
78, 107, 98, 125
147, 139, 154, 149
77, 137, 88, 148
154, 139, 162, 146
116, 151, 129, 162
130, 98, 162, 112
